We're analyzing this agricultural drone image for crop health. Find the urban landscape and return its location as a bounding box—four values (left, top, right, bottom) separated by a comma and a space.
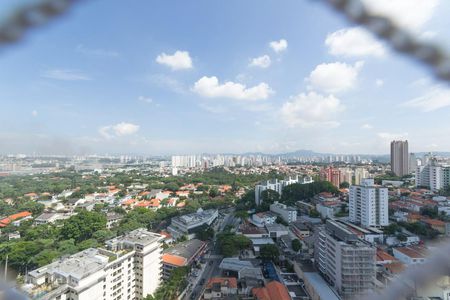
1, 143, 450, 300
2, 0, 450, 300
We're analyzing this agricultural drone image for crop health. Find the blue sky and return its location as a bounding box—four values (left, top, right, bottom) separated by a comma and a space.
1, 0, 450, 155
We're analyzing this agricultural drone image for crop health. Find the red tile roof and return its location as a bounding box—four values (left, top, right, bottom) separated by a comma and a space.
0, 211, 32, 227
206, 277, 237, 289
162, 254, 187, 267
252, 281, 290, 300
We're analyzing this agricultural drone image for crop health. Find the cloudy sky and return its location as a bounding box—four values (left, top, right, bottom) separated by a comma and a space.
1, 0, 450, 155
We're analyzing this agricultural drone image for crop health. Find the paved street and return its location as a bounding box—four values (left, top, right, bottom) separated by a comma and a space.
182, 208, 236, 300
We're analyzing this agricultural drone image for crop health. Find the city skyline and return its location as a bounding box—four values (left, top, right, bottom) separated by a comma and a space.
1, 0, 450, 155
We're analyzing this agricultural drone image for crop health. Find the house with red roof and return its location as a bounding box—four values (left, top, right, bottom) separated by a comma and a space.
203, 277, 238, 299
252, 281, 291, 300
0, 211, 32, 228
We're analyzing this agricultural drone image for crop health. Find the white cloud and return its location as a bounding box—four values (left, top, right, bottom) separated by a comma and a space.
375, 79, 384, 87
192, 76, 273, 101
269, 39, 288, 53
306, 61, 364, 93
361, 123, 373, 129
42, 69, 91, 81
76, 44, 119, 57
249, 55, 271, 68
138, 96, 153, 104
99, 122, 140, 139
377, 132, 409, 141
148, 74, 187, 94
325, 27, 385, 57
156, 50, 193, 70
403, 86, 450, 112
280, 92, 344, 128
31, 110, 38, 117
361, 0, 440, 31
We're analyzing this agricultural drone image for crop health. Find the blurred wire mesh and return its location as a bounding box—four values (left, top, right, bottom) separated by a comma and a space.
1, 0, 450, 300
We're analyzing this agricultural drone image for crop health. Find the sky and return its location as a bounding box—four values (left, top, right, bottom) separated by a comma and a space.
1, 0, 450, 156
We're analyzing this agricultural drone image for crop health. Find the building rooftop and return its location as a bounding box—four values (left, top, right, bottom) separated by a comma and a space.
252, 281, 291, 300
106, 228, 163, 250
219, 258, 254, 272
28, 248, 109, 281
265, 223, 288, 233
162, 239, 205, 266
394, 245, 428, 259
172, 208, 217, 225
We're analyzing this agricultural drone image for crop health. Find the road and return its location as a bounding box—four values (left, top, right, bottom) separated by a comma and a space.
182, 208, 236, 300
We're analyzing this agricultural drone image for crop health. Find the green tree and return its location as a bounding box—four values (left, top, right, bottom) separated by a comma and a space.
339, 181, 350, 189
259, 244, 279, 261
60, 210, 107, 242
292, 239, 302, 252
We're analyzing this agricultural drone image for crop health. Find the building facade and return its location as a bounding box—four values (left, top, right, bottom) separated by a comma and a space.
26, 229, 163, 300
254, 175, 313, 206
390, 140, 409, 176
314, 220, 376, 300
349, 179, 389, 227
269, 201, 297, 223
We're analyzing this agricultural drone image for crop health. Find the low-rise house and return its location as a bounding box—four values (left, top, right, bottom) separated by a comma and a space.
35, 212, 71, 225
251, 212, 277, 227
269, 202, 297, 223
0, 211, 32, 228
316, 201, 342, 219
252, 281, 291, 300
161, 239, 207, 280
106, 213, 123, 229
393, 245, 428, 265
265, 223, 288, 239
291, 221, 311, 239
203, 277, 238, 299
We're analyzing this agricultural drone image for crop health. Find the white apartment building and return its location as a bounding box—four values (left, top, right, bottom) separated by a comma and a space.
26, 229, 163, 300
416, 159, 450, 191
167, 208, 218, 240
254, 175, 313, 205
314, 220, 376, 300
354, 168, 369, 185
269, 201, 297, 223
349, 178, 388, 228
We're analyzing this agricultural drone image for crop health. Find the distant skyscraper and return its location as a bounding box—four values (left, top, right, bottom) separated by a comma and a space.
390, 140, 409, 176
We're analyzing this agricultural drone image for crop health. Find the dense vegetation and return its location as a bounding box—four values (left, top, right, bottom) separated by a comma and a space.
145, 266, 189, 300
216, 232, 251, 257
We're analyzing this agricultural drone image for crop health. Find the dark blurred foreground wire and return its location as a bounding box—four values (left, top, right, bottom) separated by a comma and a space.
318, 0, 450, 83
0, 0, 81, 46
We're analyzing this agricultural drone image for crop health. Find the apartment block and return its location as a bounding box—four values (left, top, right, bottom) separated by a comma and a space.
26, 229, 163, 300
314, 219, 376, 300
255, 175, 313, 205
269, 201, 297, 223
349, 178, 388, 228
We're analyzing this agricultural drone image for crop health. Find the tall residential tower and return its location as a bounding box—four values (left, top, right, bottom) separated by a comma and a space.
390, 140, 409, 176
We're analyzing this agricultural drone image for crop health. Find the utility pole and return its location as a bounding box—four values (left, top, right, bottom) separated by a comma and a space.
4, 254, 8, 281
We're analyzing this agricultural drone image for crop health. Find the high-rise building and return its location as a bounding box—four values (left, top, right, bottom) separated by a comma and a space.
254, 175, 313, 205
25, 229, 163, 300
314, 219, 376, 299
416, 158, 450, 191
390, 140, 409, 176
354, 168, 369, 185
409, 153, 418, 173
349, 178, 388, 227
320, 167, 342, 187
